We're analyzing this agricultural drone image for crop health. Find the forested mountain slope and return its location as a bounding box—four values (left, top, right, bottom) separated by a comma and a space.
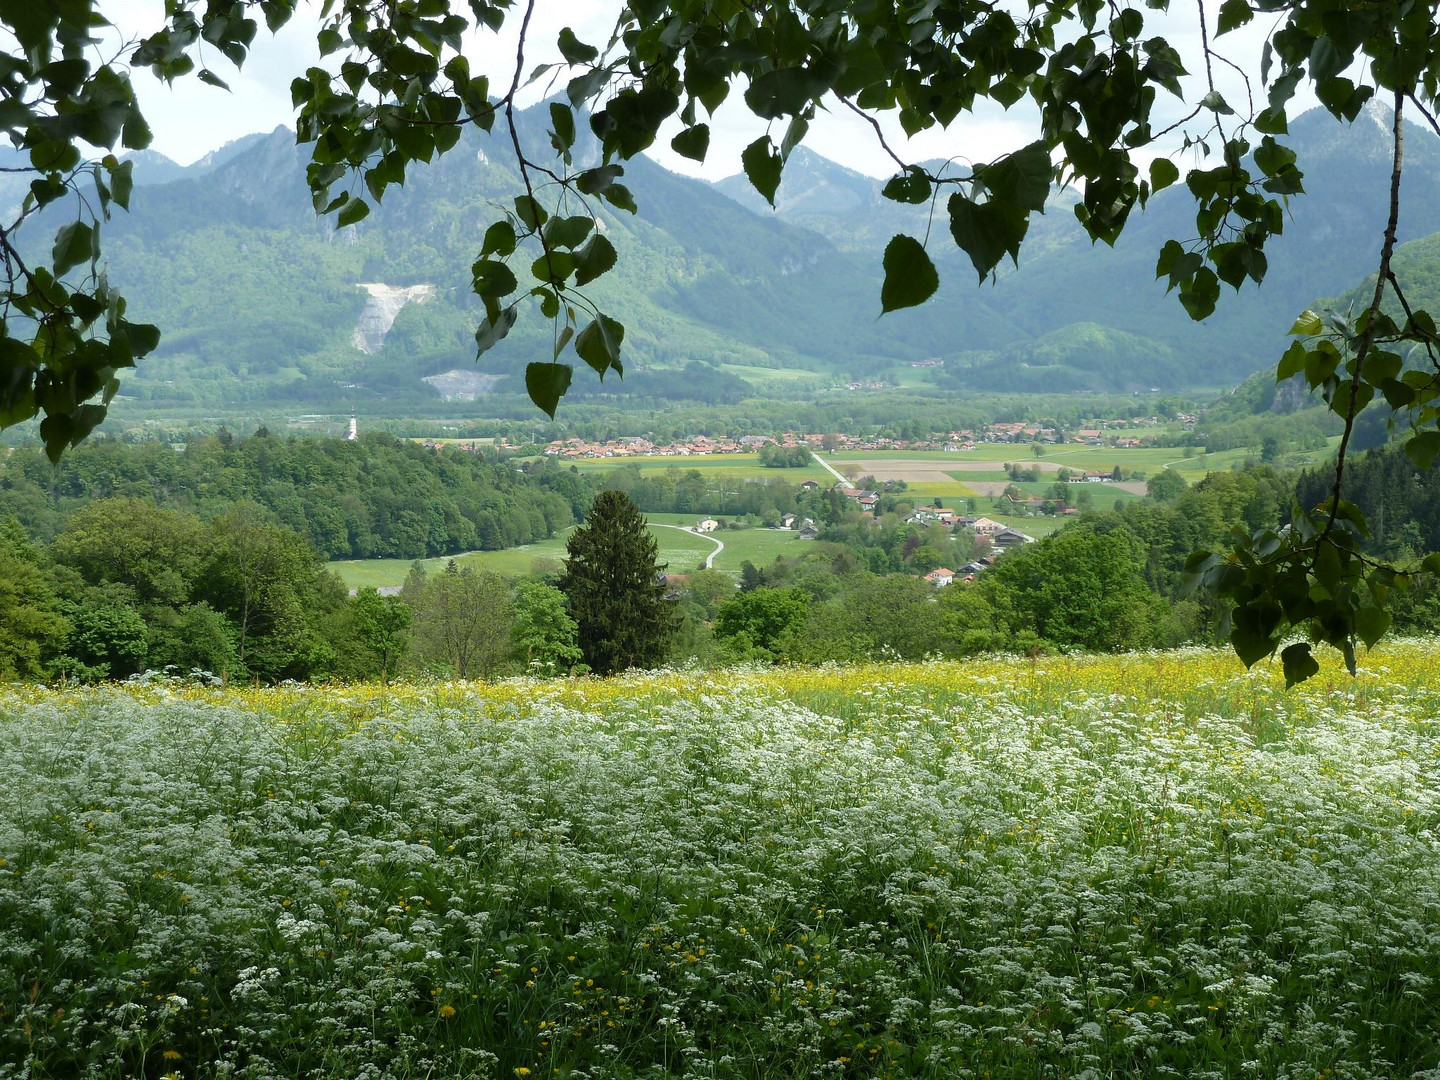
16, 102, 1439, 411
719, 103, 1440, 392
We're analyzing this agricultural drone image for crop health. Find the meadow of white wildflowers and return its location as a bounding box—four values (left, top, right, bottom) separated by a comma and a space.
2, 647, 1439, 1079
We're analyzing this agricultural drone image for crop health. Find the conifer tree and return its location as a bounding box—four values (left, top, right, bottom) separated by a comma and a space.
559, 491, 676, 676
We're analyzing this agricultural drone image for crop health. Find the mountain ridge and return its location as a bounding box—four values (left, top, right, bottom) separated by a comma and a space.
12, 102, 1435, 411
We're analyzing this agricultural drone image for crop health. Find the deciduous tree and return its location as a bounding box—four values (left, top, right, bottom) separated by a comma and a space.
510, 579, 584, 676
352, 586, 412, 684
406, 561, 513, 679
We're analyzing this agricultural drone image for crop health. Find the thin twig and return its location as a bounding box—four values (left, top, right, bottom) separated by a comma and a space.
1321, 86, 1404, 541
1385, 269, 1440, 371
838, 96, 908, 173
504, 0, 559, 290
1151, 104, 1204, 142
1407, 91, 1440, 140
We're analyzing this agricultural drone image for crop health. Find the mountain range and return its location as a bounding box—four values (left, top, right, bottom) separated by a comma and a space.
14, 99, 1440, 412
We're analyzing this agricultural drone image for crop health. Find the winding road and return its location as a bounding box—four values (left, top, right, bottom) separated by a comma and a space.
651, 523, 724, 569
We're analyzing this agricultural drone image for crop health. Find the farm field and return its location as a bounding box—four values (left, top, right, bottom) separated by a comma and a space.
4, 645, 1439, 1078
718, 362, 829, 385
562, 451, 832, 486
329, 522, 719, 589
645, 512, 804, 571
513, 443, 1336, 507
830, 437, 1340, 480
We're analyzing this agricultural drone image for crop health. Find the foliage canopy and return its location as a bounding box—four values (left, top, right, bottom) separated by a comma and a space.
6, 0, 1440, 676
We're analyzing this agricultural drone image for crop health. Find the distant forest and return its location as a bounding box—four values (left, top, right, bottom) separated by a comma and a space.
0, 433, 596, 560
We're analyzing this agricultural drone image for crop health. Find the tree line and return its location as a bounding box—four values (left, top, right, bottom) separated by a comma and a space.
0, 431, 595, 560
7, 447, 1440, 685
0, 496, 595, 684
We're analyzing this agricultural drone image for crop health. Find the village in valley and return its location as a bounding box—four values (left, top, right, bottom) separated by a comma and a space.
521, 414, 1195, 461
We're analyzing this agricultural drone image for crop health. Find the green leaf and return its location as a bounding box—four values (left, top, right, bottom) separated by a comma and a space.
567, 67, 609, 107
530, 250, 574, 286
39, 413, 74, 465
1216, 0, 1254, 34
108, 160, 133, 211
557, 27, 599, 65
575, 314, 625, 378
526, 362, 572, 418
475, 304, 519, 355
1405, 431, 1440, 470
881, 167, 931, 205
471, 258, 518, 298
52, 222, 95, 276
1148, 158, 1179, 192
1354, 604, 1390, 649
879, 235, 939, 313
573, 233, 616, 286
1230, 623, 1277, 668
549, 102, 575, 154
670, 124, 710, 162
543, 215, 594, 250
601, 183, 636, 214
481, 220, 517, 258
602, 85, 679, 157
514, 195, 548, 230
553, 325, 574, 360
1275, 341, 1307, 381
337, 196, 370, 227
744, 67, 825, 120
741, 137, 782, 207
576, 165, 623, 195
1199, 89, 1233, 115
948, 195, 1029, 280
1288, 309, 1323, 336
975, 141, 1052, 212
197, 68, 231, 90
1178, 267, 1220, 320
1280, 642, 1319, 687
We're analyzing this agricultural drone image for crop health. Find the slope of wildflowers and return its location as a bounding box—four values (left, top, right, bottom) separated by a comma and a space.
2, 647, 1440, 1079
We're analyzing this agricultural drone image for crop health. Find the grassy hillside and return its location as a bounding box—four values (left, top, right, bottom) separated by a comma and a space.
5, 646, 1439, 1077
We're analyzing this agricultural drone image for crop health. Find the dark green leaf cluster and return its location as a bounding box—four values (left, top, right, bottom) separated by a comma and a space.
0, 0, 161, 460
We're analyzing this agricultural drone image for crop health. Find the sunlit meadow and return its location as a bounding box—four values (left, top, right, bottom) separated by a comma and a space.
3, 647, 1440, 1079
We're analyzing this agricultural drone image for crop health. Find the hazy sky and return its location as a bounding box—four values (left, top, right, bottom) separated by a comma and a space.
105, 0, 1288, 181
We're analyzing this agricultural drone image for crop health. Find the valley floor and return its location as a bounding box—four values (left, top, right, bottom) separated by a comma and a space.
3, 645, 1439, 1078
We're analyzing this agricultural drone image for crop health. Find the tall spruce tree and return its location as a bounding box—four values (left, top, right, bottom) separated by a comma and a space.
559, 491, 676, 676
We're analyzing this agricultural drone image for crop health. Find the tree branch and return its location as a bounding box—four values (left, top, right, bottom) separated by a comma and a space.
1385, 269, 1440, 371
503, 0, 559, 291
1321, 85, 1404, 541
838, 95, 908, 173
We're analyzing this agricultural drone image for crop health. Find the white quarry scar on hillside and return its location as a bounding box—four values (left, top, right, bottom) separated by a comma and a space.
352, 282, 436, 354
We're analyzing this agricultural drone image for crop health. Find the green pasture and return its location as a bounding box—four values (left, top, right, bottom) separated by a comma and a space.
719, 362, 828, 383
645, 512, 804, 572
329, 524, 731, 593
828, 442, 1329, 481
566, 452, 832, 485
16, 648, 1438, 1078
